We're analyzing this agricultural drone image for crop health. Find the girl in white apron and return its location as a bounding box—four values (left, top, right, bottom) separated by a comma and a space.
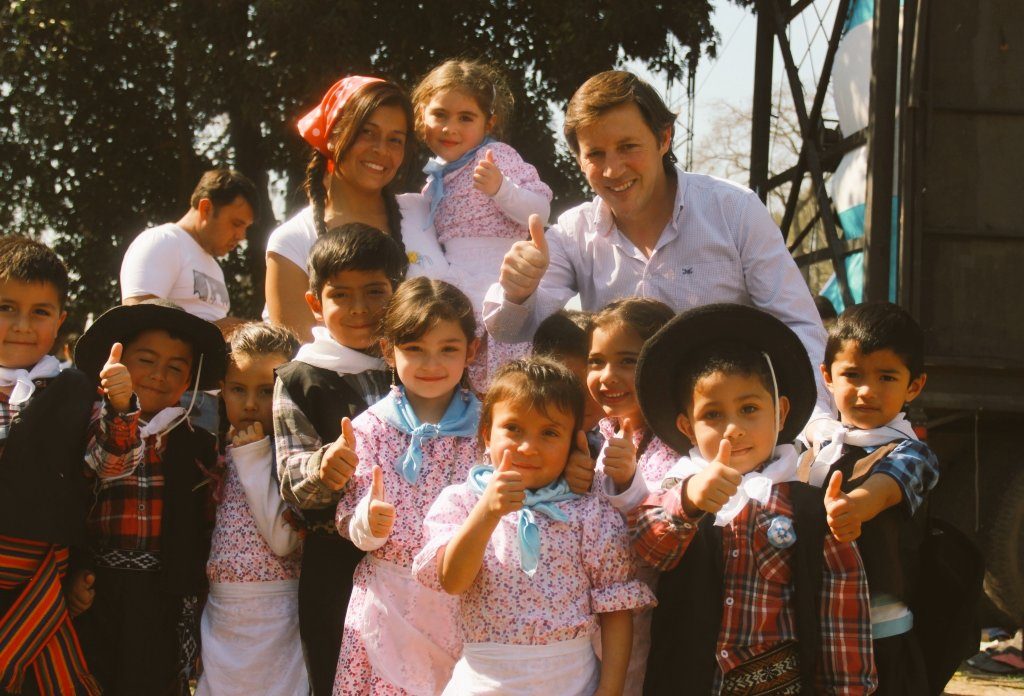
332, 278, 483, 695
197, 323, 307, 696
412, 357, 656, 695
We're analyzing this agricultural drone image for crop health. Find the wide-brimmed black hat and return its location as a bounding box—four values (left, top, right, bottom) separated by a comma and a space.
636, 303, 816, 454
75, 301, 227, 391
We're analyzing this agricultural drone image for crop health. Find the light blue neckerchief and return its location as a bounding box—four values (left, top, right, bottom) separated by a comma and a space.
422, 136, 495, 229
467, 464, 578, 577
369, 387, 480, 484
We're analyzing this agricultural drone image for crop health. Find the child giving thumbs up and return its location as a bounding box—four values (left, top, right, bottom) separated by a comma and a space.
318, 416, 358, 491
367, 465, 396, 539
681, 439, 743, 517
99, 342, 134, 413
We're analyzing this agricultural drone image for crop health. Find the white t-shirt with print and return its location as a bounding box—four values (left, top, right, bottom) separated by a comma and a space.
120, 223, 230, 321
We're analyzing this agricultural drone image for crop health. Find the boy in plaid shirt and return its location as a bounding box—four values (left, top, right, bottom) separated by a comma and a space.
629, 304, 876, 695
72, 301, 226, 696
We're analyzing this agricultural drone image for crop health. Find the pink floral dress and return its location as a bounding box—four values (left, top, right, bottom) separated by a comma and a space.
412, 485, 655, 694
429, 141, 553, 393
592, 418, 680, 696
332, 410, 482, 696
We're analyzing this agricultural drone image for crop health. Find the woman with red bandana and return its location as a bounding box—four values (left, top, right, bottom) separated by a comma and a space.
265, 76, 448, 342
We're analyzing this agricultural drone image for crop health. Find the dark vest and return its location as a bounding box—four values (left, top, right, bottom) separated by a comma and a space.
644, 481, 827, 695
275, 361, 374, 529
828, 444, 926, 604
0, 369, 94, 548
158, 422, 217, 595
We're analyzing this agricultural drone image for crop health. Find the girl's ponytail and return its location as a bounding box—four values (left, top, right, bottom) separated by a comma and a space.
305, 150, 330, 238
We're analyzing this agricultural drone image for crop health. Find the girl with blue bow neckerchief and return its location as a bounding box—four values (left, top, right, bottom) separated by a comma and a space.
331, 278, 484, 696
412, 358, 655, 696
411, 59, 553, 392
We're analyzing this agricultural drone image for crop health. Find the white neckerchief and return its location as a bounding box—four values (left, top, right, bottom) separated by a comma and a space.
139, 406, 187, 446
0, 355, 61, 406
666, 444, 801, 527
294, 327, 385, 375
807, 414, 918, 486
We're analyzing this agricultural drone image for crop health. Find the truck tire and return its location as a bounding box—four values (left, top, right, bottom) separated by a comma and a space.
983, 467, 1024, 625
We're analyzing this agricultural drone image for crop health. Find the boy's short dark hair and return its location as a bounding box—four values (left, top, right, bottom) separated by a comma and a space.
479, 357, 584, 447
824, 302, 925, 379
307, 223, 409, 298
190, 168, 260, 216
676, 341, 775, 412
532, 310, 591, 360
0, 235, 70, 307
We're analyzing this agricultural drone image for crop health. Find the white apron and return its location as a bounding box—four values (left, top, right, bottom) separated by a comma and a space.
443, 237, 517, 312
359, 556, 461, 695
443, 635, 599, 696
196, 579, 307, 696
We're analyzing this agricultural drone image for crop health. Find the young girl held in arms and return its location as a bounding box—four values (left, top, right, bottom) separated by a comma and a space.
412, 59, 552, 389
332, 277, 482, 695
414, 358, 654, 695
197, 322, 306, 696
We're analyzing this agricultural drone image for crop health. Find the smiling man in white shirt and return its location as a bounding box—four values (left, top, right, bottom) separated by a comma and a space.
484, 70, 832, 422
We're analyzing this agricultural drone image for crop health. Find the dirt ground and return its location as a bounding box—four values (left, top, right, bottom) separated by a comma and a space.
944, 668, 1024, 695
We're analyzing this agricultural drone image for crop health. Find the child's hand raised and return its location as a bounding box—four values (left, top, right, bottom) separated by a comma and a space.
482, 451, 525, 518
318, 417, 358, 491
602, 418, 638, 491
473, 149, 503, 196
367, 465, 396, 539
99, 342, 133, 413
229, 421, 265, 448
67, 569, 95, 617
824, 471, 862, 542
682, 439, 742, 517
564, 430, 596, 494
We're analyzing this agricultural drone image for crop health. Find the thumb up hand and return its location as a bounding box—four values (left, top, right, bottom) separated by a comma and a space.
683, 439, 742, 516
565, 430, 597, 494
824, 471, 862, 542
99, 342, 133, 413
367, 465, 396, 539
499, 214, 549, 304
473, 148, 503, 196
319, 417, 358, 491
602, 418, 638, 490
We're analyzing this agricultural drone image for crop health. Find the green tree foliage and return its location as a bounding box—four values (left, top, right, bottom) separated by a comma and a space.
0, 0, 715, 325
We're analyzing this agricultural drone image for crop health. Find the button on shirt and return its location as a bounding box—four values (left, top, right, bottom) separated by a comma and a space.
483, 168, 832, 417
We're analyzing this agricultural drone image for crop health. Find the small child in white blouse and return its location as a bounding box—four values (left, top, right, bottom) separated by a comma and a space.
196, 323, 306, 696
412, 58, 553, 390
413, 357, 655, 696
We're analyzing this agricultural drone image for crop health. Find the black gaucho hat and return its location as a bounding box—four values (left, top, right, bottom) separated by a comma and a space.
636, 303, 816, 454
75, 300, 227, 391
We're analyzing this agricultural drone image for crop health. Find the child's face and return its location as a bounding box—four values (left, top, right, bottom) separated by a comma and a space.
822, 340, 926, 430
122, 329, 194, 418
421, 89, 493, 162
586, 323, 645, 425
0, 279, 65, 370
485, 398, 575, 490
221, 352, 287, 435
556, 352, 602, 432
676, 371, 790, 475
386, 319, 477, 408
306, 269, 394, 351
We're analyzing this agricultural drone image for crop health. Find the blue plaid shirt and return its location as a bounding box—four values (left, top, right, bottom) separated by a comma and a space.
843, 438, 939, 514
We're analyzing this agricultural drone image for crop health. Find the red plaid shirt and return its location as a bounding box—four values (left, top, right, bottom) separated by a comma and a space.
631, 480, 877, 695
84, 400, 166, 552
